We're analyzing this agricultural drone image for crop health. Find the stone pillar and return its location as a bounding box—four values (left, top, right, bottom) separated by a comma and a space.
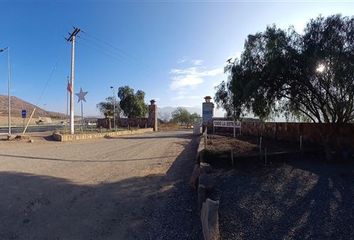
148, 99, 158, 131
202, 96, 214, 131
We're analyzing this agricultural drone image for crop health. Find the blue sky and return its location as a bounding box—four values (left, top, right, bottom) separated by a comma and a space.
0, 1, 353, 117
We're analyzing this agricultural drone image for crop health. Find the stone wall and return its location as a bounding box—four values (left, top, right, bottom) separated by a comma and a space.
97, 100, 158, 131
97, 118, 148, 129
53, 128, 153, 142
211, 120, 354, 149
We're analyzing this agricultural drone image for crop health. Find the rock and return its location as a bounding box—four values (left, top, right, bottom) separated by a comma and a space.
201, 198, 220, 240
189, 164, 200, 190
15, 135, 30, 141
199, 173, 215, 191
200, 162, 212, 174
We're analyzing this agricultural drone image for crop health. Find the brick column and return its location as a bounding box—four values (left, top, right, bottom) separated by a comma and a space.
148, 99, 158, 131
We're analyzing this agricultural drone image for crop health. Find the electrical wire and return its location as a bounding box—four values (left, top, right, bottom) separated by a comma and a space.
80, 30, 157, 77
36, 55, 62, 107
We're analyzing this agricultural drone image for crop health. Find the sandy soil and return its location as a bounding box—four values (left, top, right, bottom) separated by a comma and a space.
0, 131, 202, 240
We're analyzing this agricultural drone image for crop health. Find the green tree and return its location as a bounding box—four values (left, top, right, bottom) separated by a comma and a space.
97, 97, 121, 118
171, 107, 200, 127
190, 112, 201, 124
118, 86, 148, 118
215, 14, 354, 123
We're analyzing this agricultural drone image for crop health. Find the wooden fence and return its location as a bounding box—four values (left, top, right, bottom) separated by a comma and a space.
211, 121, 354, 149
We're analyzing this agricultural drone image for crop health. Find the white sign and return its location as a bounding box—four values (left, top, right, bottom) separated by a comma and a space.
213, 120, 241, 138
213, 120, 241, 128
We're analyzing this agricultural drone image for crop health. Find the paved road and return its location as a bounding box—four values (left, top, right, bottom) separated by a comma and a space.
0, 131, 202, 240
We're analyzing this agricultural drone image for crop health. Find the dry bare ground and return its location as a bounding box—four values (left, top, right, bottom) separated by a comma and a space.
216, 157, 354, 240
0, 131, 202, 240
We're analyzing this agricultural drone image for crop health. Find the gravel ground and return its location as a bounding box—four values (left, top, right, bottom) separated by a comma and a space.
0, 131, 202, 240
216, 158, 354, 240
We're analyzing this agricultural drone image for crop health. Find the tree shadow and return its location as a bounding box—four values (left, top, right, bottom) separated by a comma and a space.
218, 157, 354, 240
0, 136, 202, 240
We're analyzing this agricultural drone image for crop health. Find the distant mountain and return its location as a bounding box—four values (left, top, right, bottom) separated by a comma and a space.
0, 95, 66, 118
158, 106, 201, 121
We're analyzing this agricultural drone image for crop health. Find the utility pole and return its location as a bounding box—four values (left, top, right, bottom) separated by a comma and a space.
110, 86, 116, 131
66, 76, 69, 127
66, 27, 80, 134
0, 47, 11, 137
7, 47, 11, 137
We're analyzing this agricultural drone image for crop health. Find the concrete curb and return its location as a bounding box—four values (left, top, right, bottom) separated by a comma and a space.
52, 128, 154, 142
190, 130, 220, 240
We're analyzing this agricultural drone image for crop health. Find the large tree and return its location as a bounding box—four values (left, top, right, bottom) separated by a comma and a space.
215, 15, 354, 123
171, 107, 200, 127
97, 97, 121, 118
118, 86, 148, 118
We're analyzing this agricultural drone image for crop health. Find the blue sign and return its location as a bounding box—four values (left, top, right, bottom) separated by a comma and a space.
202, 102, 214, 124
22, 110, 27, 118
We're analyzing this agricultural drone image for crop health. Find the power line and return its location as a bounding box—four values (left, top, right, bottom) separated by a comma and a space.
76, 38, 126, 63
76, 37, 156, 81
81, 30, 157, 76
36, 56, 62, 106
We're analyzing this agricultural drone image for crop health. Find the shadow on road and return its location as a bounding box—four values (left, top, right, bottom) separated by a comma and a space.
0, 135, 202, 240
0, 153, 182, 163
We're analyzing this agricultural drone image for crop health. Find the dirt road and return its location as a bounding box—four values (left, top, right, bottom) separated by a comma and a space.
0, 131, 202, 240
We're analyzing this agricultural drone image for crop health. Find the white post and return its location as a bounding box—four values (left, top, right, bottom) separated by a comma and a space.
70, 35, 76, 135
7, 47, 11, 136
22, 108, 36, 135
81, 100, 83, 130
66, 77, 69, 129
113, 90, 116, 131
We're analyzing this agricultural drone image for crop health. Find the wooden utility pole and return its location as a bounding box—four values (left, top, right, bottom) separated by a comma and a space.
66, 27, 80, 134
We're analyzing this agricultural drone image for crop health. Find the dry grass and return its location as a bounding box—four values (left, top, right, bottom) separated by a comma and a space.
207, 134, 298, 155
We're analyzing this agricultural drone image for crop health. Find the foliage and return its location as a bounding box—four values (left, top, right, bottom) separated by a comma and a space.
97, 96, 121, 118
117, 86, 148, 118
171, 107, 200, 126
215, 15, 354, 123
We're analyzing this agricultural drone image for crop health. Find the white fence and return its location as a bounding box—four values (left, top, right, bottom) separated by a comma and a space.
213, 120, 241, 137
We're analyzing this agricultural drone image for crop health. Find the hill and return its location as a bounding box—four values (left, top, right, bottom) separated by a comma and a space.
0, 95, 66, 119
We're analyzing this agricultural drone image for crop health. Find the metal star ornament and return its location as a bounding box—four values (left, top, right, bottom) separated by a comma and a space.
76, 88, 88, 103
